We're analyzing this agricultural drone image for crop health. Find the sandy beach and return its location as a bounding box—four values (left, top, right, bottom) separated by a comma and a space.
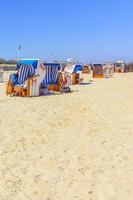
0, 72, 133, 200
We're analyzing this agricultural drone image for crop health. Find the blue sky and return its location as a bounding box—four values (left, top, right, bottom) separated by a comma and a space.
0, 0, 133, 63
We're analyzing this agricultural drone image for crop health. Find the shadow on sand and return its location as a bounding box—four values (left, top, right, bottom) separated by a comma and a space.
79, 82, 93, 85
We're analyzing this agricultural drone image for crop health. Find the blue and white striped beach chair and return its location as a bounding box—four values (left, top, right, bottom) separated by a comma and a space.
16, 59, 39, 84
6, 59, 45, 96
42, 63, 61, 86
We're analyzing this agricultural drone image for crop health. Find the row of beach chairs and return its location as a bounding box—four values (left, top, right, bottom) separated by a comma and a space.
5, 59, 126, 97
6, 59, 72, 97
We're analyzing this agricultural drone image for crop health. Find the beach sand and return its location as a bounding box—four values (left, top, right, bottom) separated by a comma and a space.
0, 73, 133, 200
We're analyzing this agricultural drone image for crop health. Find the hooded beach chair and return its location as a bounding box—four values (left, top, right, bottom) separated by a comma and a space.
64, 64, 83, 85
42, 63, 63, 91
6, 59, 46, 97
114, 61, 125, 73
93, 64, 104, 78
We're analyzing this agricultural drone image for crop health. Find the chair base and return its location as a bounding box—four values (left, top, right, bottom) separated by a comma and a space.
93, 74, 104, 78
47, 84, 60, 92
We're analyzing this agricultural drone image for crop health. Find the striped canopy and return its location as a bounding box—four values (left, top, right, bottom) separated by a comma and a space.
16, 59, 39, 84
42, 63, 61, 85
65, 64, 83, 74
